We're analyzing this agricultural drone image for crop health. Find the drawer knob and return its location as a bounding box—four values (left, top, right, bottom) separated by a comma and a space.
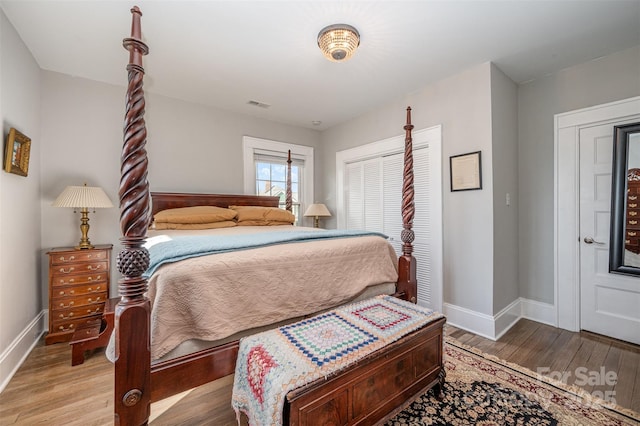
58, 324, 75, 331
631, 211, 638, 217
630, 220, 638, 225
631, 203, 638, 208
631, 195, 638, 201
87, 265, 102, 271
59, 301, 74, 308
88, 296, 101, 302
59, 255, 75, 262
59, 267, 74, 274
630, 232, 637, 237
59, 313, 74, 319
58, 278, 75, 284
87, 275, 102, 281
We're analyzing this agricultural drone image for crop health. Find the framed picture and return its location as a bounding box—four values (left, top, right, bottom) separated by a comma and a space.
450, 151, 482, 191
4, 128, 31, 177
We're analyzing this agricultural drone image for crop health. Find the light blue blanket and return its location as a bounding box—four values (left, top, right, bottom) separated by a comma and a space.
143, 229, 387, 278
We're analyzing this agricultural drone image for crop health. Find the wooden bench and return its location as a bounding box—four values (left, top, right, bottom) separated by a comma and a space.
69, 297, 118, 366
283, 316, 446, 426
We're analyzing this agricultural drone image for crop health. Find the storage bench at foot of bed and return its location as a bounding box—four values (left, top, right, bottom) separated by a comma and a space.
283, 316, 446, 426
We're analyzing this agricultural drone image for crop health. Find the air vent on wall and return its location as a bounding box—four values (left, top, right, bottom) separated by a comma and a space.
247, 100, 271, 109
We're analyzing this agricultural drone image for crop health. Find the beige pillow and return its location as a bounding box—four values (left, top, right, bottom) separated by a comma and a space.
236, 220, 295, 227
154, 206, 237, 224
230, 205, 295, 224
154, 221, 237, 230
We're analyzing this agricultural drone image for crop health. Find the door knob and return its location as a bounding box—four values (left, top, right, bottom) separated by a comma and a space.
584, 237, 605, 245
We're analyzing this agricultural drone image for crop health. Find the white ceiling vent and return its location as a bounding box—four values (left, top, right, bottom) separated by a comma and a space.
247, 100, 271, 109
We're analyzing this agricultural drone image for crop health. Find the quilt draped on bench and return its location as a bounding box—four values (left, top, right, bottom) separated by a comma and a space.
231, 295, 444, 425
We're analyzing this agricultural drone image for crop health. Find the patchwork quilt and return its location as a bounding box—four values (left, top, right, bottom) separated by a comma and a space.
231, 295, 444, 425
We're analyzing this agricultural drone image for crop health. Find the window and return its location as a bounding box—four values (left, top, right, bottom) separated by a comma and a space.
255, 156, 302, 223
243, 137, 314, 226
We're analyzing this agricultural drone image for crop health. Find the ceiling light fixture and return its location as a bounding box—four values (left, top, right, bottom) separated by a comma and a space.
317, 24, 360, 62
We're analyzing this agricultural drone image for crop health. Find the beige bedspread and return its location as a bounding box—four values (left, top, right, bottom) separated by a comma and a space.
146, 226, 399, 360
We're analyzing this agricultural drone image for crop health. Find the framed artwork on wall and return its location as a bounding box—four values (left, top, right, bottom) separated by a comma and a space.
4, 128, 31, 177
450, 151, 482, 191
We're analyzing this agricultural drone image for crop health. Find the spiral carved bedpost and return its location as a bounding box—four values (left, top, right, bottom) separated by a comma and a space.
397, 107, 417, 303
286, 150, 292, 213
114, 6, 151, 425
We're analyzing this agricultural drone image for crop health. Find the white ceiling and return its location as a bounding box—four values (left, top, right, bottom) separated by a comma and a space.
2, 1, 639, 130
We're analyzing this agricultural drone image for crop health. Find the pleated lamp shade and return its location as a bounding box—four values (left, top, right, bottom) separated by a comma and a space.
304, 203, 331, 228
52, 184, 113, 249
53, 185, 113, 209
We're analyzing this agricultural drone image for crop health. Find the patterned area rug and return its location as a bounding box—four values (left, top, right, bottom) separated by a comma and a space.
385, 339, 640, 426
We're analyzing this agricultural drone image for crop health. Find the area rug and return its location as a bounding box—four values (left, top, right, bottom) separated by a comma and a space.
384, 339, 640, 426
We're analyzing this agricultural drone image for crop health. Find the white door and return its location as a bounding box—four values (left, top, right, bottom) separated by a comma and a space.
579, 123, 640, 345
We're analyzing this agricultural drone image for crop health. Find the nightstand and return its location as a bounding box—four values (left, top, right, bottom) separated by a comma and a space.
45, 244, 112, 345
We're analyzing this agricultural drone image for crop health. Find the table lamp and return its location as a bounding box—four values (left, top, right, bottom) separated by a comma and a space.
53, 184, 114, 249
304, 203, 331, 228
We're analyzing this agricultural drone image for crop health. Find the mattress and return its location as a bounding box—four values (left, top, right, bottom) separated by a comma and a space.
144, 225, 399, 360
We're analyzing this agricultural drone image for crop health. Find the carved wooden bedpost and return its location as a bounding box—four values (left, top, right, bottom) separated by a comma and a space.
114, 6, 151, 425
286, 149, 292, 212
397, 107, 417, 303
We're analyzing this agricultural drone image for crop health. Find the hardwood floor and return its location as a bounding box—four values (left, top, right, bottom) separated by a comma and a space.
0, 319, 638, 425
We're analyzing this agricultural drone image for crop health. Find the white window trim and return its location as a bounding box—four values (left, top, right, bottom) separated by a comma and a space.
243, 136, 314, 217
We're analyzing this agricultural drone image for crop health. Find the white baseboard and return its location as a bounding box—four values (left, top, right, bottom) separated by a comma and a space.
520, 298, 556, 326
494, 298, 522, 340
444, 298, 557, 340
0, 310, 46, 393
443, 303, 496, 340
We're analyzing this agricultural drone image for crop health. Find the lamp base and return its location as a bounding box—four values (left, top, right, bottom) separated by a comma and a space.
75, 208, 94, 250
75, 243, 95, 250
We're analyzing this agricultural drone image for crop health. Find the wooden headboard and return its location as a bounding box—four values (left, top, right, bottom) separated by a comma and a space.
150, 192, 280, 217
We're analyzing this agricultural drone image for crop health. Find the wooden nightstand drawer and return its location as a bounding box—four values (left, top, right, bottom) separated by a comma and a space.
51, 316, 102, 335
52, 282, 107, 298
50, 249, 107, 265
53, 303, 106, 321
51, 272, 107, 287
46, 245, 112, 345
52, 293, 108, 309
51, 260, 108, 276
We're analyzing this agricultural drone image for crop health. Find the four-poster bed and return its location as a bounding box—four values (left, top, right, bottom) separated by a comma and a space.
113, 7, 442, 425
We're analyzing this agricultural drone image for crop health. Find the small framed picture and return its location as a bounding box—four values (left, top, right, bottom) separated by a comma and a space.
4, 128, 31, 177
450, 151, 482, 191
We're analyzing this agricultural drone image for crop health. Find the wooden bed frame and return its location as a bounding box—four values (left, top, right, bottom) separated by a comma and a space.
114, 7, 420, 425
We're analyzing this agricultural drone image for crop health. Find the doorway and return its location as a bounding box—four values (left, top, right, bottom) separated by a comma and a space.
555, 96, 640, 344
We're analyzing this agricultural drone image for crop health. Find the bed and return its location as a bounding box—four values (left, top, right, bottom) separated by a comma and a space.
114, 7, 421, 425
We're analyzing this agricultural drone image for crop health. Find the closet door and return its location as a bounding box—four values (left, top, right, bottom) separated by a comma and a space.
382, 148, 434, 309
345, 158, 382, 231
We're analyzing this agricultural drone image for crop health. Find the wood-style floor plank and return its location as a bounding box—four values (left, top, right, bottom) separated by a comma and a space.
1, 319, 638, 425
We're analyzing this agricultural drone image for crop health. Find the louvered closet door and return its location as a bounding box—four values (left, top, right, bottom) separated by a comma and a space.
382, 148, 433, 309
345, 159, 383, 231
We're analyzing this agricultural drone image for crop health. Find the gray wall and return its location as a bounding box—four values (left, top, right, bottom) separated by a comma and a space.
321, 63, 496, 316
518, 45, 640, 304
490, 64, 519, 314
39, 71, 322, 300
0, 9, 42, 380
